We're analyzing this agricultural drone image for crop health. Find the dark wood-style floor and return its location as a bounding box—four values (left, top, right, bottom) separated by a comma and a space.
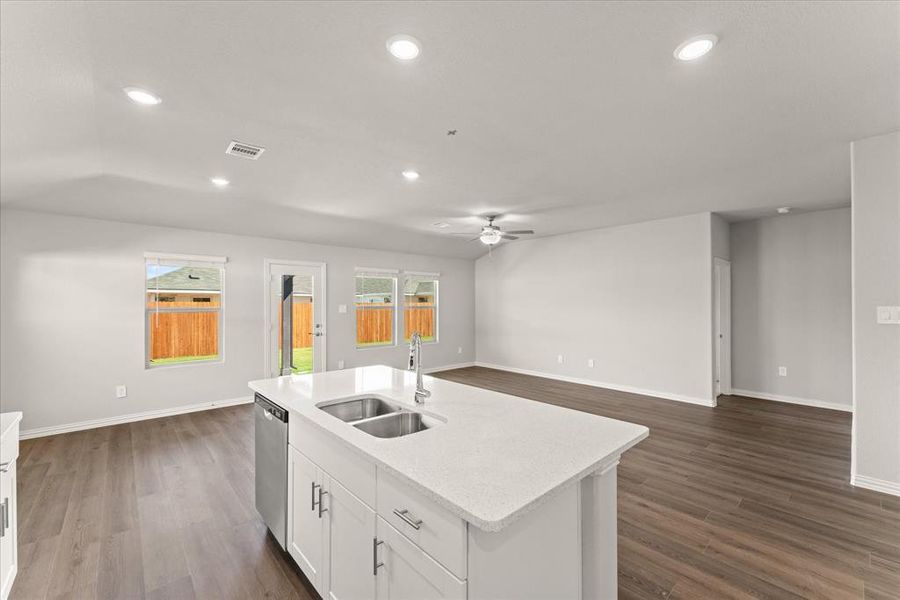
10, 366, 900, 599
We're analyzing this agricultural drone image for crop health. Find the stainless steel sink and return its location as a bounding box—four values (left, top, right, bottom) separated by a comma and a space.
354, 412, 430, 438
318, 397, 401, 422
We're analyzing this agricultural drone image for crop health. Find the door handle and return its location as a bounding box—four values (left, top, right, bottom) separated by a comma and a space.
373, 537, 384, 575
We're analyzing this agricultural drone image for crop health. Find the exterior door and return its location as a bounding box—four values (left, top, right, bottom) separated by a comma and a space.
267, 261, 326, 376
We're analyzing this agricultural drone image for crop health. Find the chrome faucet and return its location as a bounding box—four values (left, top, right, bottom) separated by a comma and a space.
408, 332, 431, 404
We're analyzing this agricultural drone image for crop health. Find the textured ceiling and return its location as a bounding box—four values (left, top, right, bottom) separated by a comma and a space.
1, 1, 898, 258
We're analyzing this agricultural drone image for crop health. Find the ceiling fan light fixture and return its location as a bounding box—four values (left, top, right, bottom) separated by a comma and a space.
480, 230, 502, 245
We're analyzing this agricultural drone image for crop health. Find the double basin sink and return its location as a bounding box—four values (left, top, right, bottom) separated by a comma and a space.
317, 396, 432, 438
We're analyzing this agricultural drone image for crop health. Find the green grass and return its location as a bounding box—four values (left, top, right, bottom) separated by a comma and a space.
278, 347, 313, 374
150, 354, 218, 365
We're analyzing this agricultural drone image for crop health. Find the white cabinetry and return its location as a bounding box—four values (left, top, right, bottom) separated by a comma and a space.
326, 477, 376, 600
376, 516, 466, 600
281, 406, 620, 600
0, 413, 21, 600
287, 446, 327, 593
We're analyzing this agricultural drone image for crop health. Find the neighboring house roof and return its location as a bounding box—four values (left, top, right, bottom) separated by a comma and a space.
355, 277, 434, 297
147, 267, 221, 292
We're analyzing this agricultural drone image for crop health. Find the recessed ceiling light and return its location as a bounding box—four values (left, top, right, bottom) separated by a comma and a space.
674, 34, 718, 61
210, 177, 230, 187
777, 207, 791, 214
123, 87, 162, 105
387, 35, 421, 60
401, 170, 420, 181
432, 222, 450, 228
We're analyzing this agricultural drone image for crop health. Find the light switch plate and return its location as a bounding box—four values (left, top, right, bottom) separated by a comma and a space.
778, 366, 787, 377
116, 385, 127, 399
338, 304, 348, 314
876, 306, 900, 324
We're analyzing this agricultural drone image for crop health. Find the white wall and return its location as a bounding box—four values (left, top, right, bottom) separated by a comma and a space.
475, 213, 716, 405
0, 210, 475, 433
730, 208, 852, 410
851, 131, 900, 494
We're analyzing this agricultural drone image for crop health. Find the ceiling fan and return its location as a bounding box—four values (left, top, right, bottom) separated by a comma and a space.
453, 215, 535, 245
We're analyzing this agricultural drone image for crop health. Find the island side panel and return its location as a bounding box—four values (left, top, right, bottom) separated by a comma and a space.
581, 461, 619, 600
466, 484, 581, 599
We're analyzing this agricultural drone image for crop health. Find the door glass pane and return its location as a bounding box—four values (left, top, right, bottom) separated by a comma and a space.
278, 274, 314, 374
355, 275, 395, 347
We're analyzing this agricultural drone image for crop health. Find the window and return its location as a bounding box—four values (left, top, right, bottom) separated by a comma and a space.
403, 272, 439, 343
355, 269, 397, 348
145, 253, 226, 367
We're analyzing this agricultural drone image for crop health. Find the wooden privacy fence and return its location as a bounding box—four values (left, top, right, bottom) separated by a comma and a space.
149, 301, 435, 360
356, 303, 435, 344
148, 311, 219, 359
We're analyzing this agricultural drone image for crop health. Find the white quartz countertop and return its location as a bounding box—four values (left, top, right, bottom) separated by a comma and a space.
249, 366, 648, 532
0, 411, 22, 442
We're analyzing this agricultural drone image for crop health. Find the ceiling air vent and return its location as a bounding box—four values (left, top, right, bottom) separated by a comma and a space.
225, 140, 266, 160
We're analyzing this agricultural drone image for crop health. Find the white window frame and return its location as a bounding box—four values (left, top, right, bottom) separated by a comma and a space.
144, 252, 227, 369
402, 271, 440, 345
354, 267, 399, 349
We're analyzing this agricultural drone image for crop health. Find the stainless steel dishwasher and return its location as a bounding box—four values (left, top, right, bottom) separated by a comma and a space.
254, 393, 288, 549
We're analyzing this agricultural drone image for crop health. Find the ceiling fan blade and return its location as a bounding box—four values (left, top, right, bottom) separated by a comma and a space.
502, 230, 534, 235
449, 232, 480, 236
468, 237, 482, 242
502, 235, 519, 240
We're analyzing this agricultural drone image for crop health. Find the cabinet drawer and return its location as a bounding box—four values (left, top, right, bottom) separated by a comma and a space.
377, 470, 466, 579
290, 417, 376, 507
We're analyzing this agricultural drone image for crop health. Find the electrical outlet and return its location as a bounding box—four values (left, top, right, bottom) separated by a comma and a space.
116, 385, 127, 399
338, 304, 348, 314
457, 346, 463, 354
778, 366, 787, 377
557, 354, 564, 364
588, 359, 595, 368
337, 359, 345, 369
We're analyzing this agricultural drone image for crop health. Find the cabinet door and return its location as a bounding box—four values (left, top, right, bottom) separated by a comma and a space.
375, 517, 466, 600
288, 446, 326, 593
326, 477, 376, 600
0, 461, 17, 600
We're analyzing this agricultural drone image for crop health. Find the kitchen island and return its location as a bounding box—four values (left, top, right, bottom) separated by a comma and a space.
250, 365, 648, 600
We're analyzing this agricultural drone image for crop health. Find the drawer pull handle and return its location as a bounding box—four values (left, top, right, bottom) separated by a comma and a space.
393, 508, 423, 530
373, 537, 384, 576
311, 482, 320, 511
0, 461, 10, 473
318, 488, 329, 518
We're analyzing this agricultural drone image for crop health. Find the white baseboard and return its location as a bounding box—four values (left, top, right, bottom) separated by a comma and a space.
424, 362, 476, 374
19, 396, 253, 440
730, 388, 852, 413
852, 474, 900, 497
473, 362, 716, 407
